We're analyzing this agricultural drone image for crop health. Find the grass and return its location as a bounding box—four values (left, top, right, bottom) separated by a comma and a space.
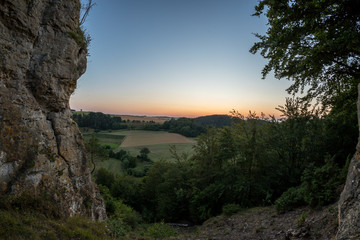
118, 130, 193, 148
68, 26, 90, 52
83, 132, 125, 150
122, 143, 194, 162
0, 193, 112, 240
0, 205, 183, 240
97, 158, 123, 175
99, 142, 119, 149
108, 130, 195, 161
0, 190, 181, 240
0, 210, 112, 240
88, 130, 195, 162
84, 130, 195, 174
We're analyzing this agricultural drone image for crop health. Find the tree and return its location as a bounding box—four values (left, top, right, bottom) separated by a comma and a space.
192, 127, 221, 170
85, 135, 108, 173
95, 167, 115, 189
218, 126, 238, 165
138, 147, 151, 162
250, 0, 360, 105
80, 0, 95, 26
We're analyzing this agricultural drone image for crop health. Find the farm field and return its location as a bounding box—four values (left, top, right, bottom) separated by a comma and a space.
123, 143, 194, 162
115, 130, 195, 161
82, 130, 195, 174
82, 132, 125, 150
119, 130, 193, 147
86, 130, 195, 162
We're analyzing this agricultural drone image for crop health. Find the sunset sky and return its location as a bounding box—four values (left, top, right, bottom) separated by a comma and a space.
70, 0, 293, 117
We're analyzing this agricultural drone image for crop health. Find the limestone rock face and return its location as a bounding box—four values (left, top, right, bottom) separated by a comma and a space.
336, 83, 360, 239
0, 0, 106, 220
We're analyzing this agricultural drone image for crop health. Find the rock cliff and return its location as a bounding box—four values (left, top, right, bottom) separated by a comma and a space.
0, 0, 106, 220
336, 84, 360, 239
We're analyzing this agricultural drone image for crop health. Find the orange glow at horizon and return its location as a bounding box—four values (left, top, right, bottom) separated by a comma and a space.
70, 97, 282, 118
69, 0, 293, 121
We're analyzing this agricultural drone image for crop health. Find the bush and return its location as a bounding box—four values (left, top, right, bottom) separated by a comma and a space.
95, 168, 115, 189
302, 156, 343, 207
127, 167, 146, 177
222, 203, 242, 216
113, 201, 142, 229
275, 186, 306, 213
145, 221, 177, 239
110, 175, 140, 207
275, 156, 346, 213
99, 185, 141, 236
122, 156, 137, 170
107, 218, 128, 238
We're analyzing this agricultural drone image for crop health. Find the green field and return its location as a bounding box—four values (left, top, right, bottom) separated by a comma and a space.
83, 130, 196, 174
96, 157, 123, 175
112, 130, 195, 161
83, 132, 125, 150
122, 142, 194, 161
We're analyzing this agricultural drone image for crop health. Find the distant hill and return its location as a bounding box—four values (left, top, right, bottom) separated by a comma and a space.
194, 114, 233, 128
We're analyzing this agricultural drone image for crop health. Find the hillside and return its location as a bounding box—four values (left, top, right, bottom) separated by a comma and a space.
0, 201, 338, 240
194, 115, 233, 128
176, 204, 338, 240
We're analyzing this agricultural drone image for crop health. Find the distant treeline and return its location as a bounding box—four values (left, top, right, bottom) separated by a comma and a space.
73, 112, 127, 130
72, 111, 233, 137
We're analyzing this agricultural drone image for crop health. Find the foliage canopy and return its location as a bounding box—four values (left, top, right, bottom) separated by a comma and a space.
250, 0, 360, 104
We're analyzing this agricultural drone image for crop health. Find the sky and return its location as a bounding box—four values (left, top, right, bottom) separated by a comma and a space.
70, 0, 293, 118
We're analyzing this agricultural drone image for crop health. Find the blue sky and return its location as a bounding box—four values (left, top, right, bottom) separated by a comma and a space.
70, 0, 292, 117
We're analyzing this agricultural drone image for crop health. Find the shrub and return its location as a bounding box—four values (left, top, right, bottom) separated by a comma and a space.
222, 204, 242, 216
99, 185, 141, 236
107, 218, 128, 238
302, 156, 343, 207
127, 167, 146, 177
95, 168, 115, 189
110, 175, 140, 206
68, 26, 91, 53
145, 221, 177, 239
297, 210, 309, 227
275, 186, 306, 213
113, 201, 142, 229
